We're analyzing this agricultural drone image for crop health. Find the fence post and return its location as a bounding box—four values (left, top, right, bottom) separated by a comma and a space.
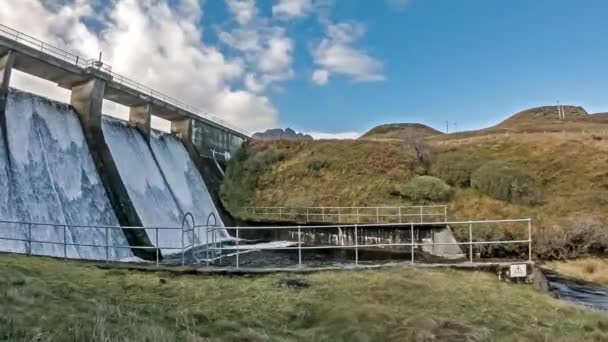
354, 224, 359, 267
306, 208, 309, 223
236, 226, 239, 269
298, 225, 302, 268
338, 208, 341, 223
398, 207, 402, 223
27, 223, 31, 255
419, 207, 423, 223
469, 222, 473, 263
156, 228, 160, 267
105, 226, 109, 263
410, 223, 415, 264
528, 219, 532, 262
322, 208, 325, 222
356, 207, 360, 223
206, 224, 209, 267
376, 207, 379, 223
63, 225, 67, 259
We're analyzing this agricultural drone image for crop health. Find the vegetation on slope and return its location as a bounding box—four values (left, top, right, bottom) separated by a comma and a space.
2, 254, 608, 341
221, 130, 608, 258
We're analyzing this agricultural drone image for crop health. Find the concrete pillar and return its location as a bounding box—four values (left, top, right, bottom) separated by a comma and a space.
0, 51, 15, 151
129, 104, 151, 141
70, 77, 156, 260
171, 118, 192, 142
70, 78, 105, 129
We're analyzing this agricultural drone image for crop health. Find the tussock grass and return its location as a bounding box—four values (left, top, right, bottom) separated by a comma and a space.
545, 258, 608, 286
1, 255, 608, 341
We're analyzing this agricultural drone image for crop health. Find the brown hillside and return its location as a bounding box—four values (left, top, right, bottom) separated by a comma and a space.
496, 105, 588, 129
360, 123, 443, 140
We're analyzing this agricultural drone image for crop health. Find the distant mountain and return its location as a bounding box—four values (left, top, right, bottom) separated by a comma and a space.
253, 128, 314, 141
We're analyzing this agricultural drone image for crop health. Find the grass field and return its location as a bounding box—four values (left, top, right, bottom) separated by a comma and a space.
1, 254, 607, 341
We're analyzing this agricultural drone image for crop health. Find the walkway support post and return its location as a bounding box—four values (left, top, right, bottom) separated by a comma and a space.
410, 223, 415, 264
469, 222, 473, 263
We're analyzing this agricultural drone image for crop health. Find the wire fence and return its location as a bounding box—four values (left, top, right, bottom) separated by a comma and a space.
0, 23, 249, 137
241, 205, 448, 224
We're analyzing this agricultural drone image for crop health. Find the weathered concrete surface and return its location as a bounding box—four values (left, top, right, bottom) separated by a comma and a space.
129, 104, 151, 141
0, 51, 15, 153
70, 78, 155, 260
171, 118, 236, 226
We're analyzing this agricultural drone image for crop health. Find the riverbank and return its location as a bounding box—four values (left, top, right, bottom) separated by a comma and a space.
1, 255, 607, 341
545, 257, 608, 286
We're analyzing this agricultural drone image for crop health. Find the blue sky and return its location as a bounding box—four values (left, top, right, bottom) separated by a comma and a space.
3, 0, 608, 137
270, 0, 608, 135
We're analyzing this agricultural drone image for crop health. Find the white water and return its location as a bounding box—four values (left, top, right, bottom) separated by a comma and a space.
0, 90, 132, 260
102, 118, 229, 254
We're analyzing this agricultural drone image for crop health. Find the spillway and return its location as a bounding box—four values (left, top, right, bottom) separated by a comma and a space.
0, 90, 132, 260
102, 118, 229, 254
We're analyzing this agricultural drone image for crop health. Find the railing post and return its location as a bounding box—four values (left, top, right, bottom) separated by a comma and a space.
469, 222, 473, 263
206, 224, 210, 267
298, 225, 302, 268
376, 207, 379, 224
236, 226, 240, 269
63, 225, 67, 259
322, 207, 325, 222
27, 223, 31, 255
105, 226, 109, 263
398, 207, 402, 223
279, 207, 282, 221
338, 208, 341, 223
354, 224, 359, 267
419, 207, 423, 223
356, 207, 360, 223
528, 219, 532, 262
156, 228, 160, 267
306, 208, 309, 223
410, 223, 415, 264
444, 205, 448, 222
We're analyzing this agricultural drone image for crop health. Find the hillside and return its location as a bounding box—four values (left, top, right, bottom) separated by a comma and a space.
360, 123, 443, 140
253, 128, 313, 140
221, 130, 608, 257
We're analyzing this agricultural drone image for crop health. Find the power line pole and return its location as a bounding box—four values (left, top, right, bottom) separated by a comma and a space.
446, 121, 449, 133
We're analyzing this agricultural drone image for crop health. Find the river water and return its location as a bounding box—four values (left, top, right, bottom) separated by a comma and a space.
544, 270, 608, 311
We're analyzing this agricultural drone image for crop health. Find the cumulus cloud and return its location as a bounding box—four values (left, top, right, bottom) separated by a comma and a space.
311, 69, 329, 85
219, 0, 294, 94
311, 20, 384, 84
0, 0, 278, 132
308, 131, 361, 140
272, 0, 312, 18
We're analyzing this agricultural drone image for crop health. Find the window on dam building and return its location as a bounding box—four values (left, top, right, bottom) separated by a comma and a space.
192, 120, 245, 158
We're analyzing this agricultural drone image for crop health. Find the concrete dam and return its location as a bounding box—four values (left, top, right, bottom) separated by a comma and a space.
0, 24, 247, 261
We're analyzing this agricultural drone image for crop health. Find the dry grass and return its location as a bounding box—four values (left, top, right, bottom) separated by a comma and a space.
545, 258, 608, 286
2, 254, 608, 341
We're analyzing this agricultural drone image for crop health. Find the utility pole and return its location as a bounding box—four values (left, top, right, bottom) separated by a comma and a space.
445, 121, 449, 133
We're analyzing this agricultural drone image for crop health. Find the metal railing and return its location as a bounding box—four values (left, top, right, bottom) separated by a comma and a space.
241, 205, 448, 224
0, 23, 250, 137
201, 218, 533, 269
0, 216, 533, 269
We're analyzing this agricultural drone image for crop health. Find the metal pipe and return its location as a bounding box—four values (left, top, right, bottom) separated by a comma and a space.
528, 219, 532, 262
27, 223, 31, 255
63, 225, 67, 259
236, 227, 239, 269
105, 226, 109, 263
410, 223, 414, 264
156, 228, 159, 267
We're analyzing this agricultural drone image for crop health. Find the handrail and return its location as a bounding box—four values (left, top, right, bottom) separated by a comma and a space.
211, 149, 225, 176
0, 23, 250, 137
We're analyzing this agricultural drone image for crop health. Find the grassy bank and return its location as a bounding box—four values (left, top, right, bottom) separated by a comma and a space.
545, 257, 608, 286
1, 255, 608, 341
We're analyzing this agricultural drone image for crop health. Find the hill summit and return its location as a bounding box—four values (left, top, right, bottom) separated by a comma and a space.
497, 105, 589, 128
360, 123, 443, 140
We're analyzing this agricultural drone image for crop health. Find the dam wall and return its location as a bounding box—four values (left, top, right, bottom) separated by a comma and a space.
0, 90, 131, 259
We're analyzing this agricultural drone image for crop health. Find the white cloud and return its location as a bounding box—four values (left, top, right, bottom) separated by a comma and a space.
312, 20, 384, 84
0, 0, 279, 132
311, 69, 329, 85
272, 0, 312, 18
386, 0, 412, 11
219, 1, 295, 93
308, 131, 361, 140
225, 0, 257, 25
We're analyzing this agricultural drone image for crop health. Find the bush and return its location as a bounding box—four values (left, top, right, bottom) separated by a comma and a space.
535, 218, 608, 260
471, 161, 536, 204
430, 152, 482, 187
400, 176, 452, 202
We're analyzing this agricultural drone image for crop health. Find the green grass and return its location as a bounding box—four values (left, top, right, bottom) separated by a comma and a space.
1, 254, 608, 341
